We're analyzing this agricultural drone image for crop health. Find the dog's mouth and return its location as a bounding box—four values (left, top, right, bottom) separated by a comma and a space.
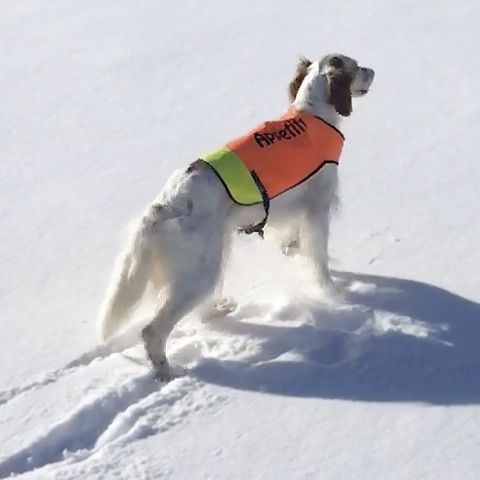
357, 89, 369, 95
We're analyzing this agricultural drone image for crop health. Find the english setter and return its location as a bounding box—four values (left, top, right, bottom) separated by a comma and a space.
97, 53, 375, 378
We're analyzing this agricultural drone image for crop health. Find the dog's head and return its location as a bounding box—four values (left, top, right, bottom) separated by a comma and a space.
289, 54, 375, 117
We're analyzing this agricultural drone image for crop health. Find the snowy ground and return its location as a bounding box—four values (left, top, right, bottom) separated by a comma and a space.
1, 0, 479, 479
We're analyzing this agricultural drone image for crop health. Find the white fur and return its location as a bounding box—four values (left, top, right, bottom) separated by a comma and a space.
97, 54, 375, 378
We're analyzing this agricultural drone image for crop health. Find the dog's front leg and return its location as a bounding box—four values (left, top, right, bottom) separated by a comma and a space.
281, 228, 301, 256
302, 204, 337, 297
200, 232, 237, 319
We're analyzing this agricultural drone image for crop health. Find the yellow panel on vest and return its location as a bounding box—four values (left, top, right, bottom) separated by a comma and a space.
202, 147, 263, 206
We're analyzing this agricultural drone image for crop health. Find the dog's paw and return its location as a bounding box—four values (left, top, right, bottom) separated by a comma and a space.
200, 297, 238, 320
309, 276, 345, 304
320, 281, 346, 304
281, 238, 301, 257
153, 362, 186, 383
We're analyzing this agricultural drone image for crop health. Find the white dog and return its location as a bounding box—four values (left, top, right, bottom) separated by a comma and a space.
97, 53, 375, 378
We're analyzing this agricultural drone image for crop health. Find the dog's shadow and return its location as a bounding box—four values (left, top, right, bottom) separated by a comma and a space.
191, 271, 480, 405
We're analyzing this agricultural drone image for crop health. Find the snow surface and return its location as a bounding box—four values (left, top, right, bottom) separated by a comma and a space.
1, 0, 480, 478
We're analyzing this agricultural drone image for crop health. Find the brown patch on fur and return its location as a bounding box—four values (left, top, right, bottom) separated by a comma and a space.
288, 57, 312, 102
186, 159, 207, 173
327, 68, 353, 117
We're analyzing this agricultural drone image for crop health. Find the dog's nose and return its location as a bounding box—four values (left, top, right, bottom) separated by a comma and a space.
364, 68, 375, 80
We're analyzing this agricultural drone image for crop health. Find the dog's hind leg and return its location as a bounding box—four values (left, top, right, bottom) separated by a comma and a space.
142, 236, 223, 378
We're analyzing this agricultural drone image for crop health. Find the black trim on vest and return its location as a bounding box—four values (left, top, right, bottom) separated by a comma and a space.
269, 160, 339, 201
197, 158, 262, 207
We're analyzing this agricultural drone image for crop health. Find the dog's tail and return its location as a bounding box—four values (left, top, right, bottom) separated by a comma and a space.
97, 218, 153, 344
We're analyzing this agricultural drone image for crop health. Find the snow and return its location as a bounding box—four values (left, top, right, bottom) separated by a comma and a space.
1, 0, 480, 478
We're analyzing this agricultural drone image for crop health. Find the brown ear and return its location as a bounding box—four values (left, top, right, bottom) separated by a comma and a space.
288, 56, 312, 102
327, 68, 353, 117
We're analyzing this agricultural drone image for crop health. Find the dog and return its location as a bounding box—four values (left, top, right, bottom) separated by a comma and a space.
97, 53, 375, 378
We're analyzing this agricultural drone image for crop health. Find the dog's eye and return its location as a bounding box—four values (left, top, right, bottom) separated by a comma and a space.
329, 56, 344, 69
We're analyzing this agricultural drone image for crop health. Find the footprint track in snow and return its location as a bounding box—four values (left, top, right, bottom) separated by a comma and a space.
0, 327, 149, 408
0, 334, 224, 479
0, 370, 223, 479
0, 345, 112, 408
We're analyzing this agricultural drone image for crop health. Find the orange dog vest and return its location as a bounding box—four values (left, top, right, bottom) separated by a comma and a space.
202, 108, 345, 234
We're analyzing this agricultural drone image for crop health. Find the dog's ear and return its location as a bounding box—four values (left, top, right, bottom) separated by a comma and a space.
327, 58, 353, 117
288, 56, 312, 102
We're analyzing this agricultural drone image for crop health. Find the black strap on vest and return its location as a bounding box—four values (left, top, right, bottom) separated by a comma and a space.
238, 170, 270, 238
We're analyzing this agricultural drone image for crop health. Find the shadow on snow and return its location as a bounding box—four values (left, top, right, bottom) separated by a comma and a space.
193, 271, 480, 405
